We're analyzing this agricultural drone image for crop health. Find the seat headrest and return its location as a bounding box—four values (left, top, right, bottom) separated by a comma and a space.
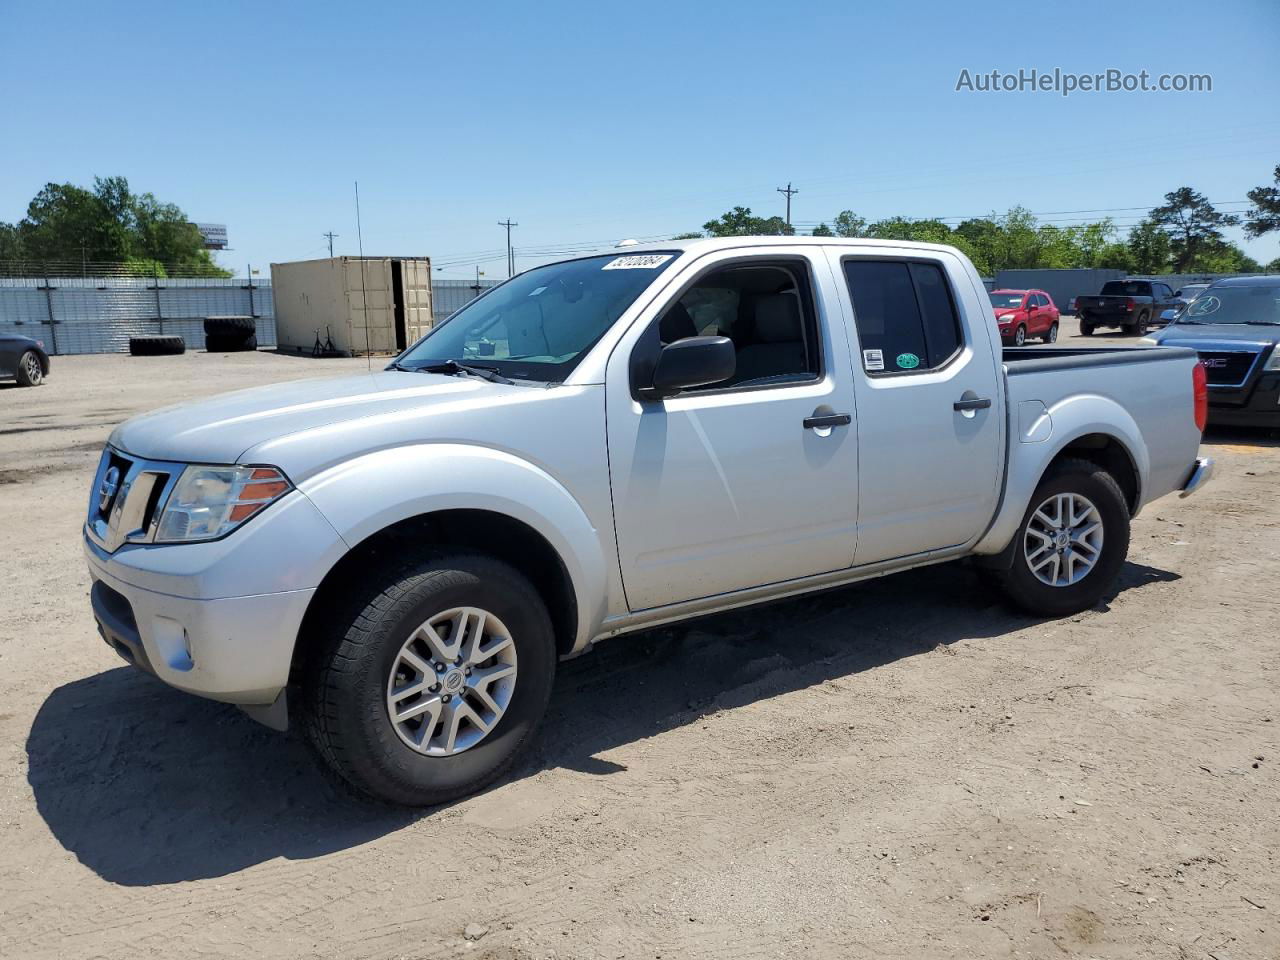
659, 302, 698, 343
754, 293, 802, 343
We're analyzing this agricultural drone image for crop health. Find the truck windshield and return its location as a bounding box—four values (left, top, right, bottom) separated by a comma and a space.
396, 252, 679, 382
1100, 281, 1152, 296
1178, 284, 1280, 325
989, 293, 1025, 308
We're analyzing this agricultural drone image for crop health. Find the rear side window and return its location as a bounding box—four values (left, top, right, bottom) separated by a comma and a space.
843, 260, 963, 374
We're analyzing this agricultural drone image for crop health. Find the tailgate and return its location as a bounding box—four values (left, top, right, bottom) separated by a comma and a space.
1077, 296, 1126, 314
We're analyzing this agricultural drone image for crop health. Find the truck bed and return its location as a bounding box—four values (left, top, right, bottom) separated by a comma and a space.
1002, 345, 1195, 372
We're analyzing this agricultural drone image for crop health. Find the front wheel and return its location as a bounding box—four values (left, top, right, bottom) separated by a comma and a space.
1013, 324, 1027, 347
301, 552, 556, 806
993, 458, 1130, 617
16, 350, 44, 386
1044, 322, 1059, 344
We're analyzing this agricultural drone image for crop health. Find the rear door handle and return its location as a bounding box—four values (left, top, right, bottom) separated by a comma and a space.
953, 397, 992, 411
803, 413, 852, 429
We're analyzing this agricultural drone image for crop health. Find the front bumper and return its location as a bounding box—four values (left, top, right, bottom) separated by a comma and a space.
1207, 372, 1280, 426
86, 536, 316, 705
1179, 457, 1214, 499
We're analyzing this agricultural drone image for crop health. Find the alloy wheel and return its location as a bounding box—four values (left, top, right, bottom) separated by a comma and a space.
1023, 492, 1104, 587
386, 606, 518, 756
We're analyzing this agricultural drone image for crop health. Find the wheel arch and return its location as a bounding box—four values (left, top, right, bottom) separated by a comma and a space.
291, 507, 581, 685
975, 395, 1148, 557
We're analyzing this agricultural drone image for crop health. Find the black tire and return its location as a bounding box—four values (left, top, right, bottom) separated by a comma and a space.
205, 332, 258, 352
1079, 319, 1094, 336
15, 350, 44, 386
993, 458, 1130, 618
1013, 325, 1027, 347
301, 552, 557, 806
128, 335, 186, 356
1126, 311, 1149, 337
1044, 322, 1059, 344
203, 315, 256, 336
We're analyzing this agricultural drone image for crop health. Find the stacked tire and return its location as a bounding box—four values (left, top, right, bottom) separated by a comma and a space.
129, 335, 186, 356
203, 316, 258, 353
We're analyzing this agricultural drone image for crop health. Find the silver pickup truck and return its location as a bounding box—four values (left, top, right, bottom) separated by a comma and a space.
84, 237, 1212, 805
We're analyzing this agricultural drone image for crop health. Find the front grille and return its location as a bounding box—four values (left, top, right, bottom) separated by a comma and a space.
1198, 350, 1258, 386
97, 451, 134, 520
87, 448, 182, 552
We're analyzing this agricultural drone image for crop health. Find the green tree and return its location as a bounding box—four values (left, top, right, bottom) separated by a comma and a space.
0, 176, 229, 276
810, 223, 834, 237
670, 231, 704, 240
831, 211, 868, 238
702, 206, 793, 237
1187, 239, 1262, 273
1150, 187, 1240, 272
1244, 164, 1280, 239
1126, 218, 1172, 274
866, 217, 952, 244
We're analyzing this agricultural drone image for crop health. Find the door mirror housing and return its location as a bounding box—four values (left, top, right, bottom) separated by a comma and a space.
646, 336, 736, 399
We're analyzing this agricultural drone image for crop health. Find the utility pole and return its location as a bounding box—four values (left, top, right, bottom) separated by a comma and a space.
471, 265, 485, 295
322, 231, 339, 257
80, 236, 87, 276
776, 182, 799, 229
498, 219, 518, 277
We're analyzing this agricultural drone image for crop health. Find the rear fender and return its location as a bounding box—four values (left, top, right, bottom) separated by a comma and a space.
974, 393, 1147, 555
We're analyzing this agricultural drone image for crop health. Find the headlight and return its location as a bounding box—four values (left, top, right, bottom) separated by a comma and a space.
155, 465, 292, 542
1266, 346, 1280, 371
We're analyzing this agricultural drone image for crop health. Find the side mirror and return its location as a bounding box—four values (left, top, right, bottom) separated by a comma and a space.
648, 336, 735, 398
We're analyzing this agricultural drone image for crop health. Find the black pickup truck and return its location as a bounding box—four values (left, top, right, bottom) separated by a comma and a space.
1076, 279, 1180, 336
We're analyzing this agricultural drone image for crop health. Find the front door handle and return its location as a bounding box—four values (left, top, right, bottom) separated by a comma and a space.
953, 397, 992, 412
803, 413, 852, 429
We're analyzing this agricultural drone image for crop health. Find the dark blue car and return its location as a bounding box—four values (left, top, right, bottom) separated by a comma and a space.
1144, 276, 1280, 427
0, 332, 50, 387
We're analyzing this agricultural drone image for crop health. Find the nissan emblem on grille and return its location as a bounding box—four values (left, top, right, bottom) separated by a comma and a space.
98, 466, 120, 513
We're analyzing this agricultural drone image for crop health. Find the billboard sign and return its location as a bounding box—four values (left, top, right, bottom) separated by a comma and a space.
192, 223, 228, 249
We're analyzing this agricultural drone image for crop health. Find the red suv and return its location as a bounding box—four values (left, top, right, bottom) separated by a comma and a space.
988, 289, 1060, 346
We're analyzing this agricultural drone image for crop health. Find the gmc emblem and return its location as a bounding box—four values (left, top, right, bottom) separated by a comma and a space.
1199, 357, 1228, 368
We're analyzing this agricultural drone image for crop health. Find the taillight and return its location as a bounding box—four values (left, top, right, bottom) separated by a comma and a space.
1126, 298, 1136, 312
1192, 361, 1207, 432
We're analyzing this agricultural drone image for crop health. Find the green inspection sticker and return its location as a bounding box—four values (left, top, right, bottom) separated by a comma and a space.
896, 352, 921, 369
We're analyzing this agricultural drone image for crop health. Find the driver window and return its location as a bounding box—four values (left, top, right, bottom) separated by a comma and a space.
655, 262, 821, 390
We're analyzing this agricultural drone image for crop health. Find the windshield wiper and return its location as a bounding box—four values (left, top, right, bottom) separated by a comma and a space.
1243, 320, 1280, 326
413, 359, 515, 384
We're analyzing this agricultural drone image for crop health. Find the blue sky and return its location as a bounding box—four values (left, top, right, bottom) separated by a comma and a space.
2, 0, 1278, 277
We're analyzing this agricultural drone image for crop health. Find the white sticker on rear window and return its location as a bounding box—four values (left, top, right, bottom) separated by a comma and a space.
863, 348, 884, 371
601, 254, 673, 270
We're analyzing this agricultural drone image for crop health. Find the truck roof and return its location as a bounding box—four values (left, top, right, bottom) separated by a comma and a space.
608, 235, 965, 257
1211, 275, 1279, 287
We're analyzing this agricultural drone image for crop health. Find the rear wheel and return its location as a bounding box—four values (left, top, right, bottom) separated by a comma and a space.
1044, 322, 1059, 344
993, 458, 1130, 617
1079, 320, 1094, 336
15, 350, 44, 386
1013, 324, 1027, 347
1126, 311, 1149, 337
301, 552, 556, 806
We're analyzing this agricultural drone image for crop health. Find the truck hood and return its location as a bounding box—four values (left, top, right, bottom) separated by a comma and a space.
109, 371, 534, 465
1151, 323, 1280, 347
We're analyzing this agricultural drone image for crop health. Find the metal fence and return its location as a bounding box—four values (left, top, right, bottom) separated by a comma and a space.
0, 274, 274, 355
0, 269, 500, 355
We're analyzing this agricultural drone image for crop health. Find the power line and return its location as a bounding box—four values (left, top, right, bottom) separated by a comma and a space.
322, 231, 339, 257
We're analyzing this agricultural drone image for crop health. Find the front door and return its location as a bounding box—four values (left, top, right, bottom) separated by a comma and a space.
829, 249, 1004, 566
605, 249, 860, 611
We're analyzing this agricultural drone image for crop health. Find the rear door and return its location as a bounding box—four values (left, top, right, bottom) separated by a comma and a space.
605, 247, 860, 611
826, 248, 1004, 566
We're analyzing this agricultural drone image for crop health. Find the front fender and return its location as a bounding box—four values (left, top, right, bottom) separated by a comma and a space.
974, 393, 1148, 555
299, 443, 608, 652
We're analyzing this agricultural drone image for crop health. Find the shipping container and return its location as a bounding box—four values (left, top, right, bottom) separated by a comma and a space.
269, 256, 432, 356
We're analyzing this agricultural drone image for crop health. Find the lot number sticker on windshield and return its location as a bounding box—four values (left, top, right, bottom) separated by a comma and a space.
601, 254, 673, 270
896, 352, 921, 369
863, 349, 884, 371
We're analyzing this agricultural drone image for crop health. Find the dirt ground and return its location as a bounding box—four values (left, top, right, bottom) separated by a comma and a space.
1, 327, 1277, 960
